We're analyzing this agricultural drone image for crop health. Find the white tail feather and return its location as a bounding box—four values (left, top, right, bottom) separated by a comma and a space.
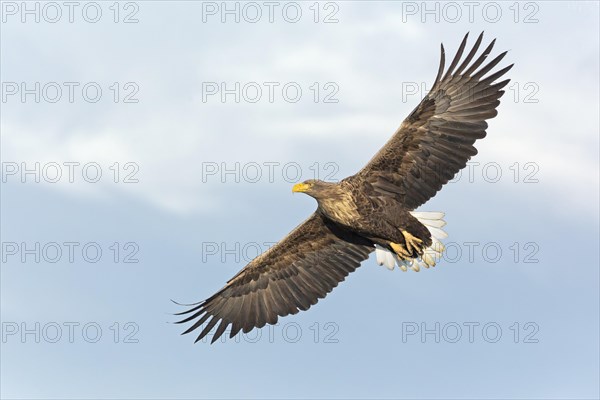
410, 211, 444, 220
375, 245, 395, 270
374, 211, 447, 271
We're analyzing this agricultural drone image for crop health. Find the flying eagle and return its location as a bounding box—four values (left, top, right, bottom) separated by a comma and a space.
176, 32, 513, 343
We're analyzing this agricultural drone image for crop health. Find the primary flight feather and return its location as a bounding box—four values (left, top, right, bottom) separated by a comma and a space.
176, 32, 513, 343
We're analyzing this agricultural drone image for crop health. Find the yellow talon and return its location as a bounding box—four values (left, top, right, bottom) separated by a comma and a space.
390, 242, 411, 259
401, 230, 423, 254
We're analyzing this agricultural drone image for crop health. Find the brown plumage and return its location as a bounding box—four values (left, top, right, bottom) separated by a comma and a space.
176, 32, 513, 343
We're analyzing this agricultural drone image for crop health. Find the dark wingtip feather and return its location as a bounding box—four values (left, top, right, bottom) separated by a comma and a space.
229, 322, 243, 339
181, 322, 200, 335
170, 299, 202, 307
211, 320, 230, 344
433, 43, 446, 88
472, 50, 508, 80
171, 298, 207, 323
175, 314, 198, 325
180, 311, 211, 334
454, 32, 484, 76
463, 38, 496, 77
442, 32, 469, 81
173, 302, 204, 317
462, 31, 470, 45
480, 63, 514, 86
176, 310, 204, 325
190, 316, 220, 343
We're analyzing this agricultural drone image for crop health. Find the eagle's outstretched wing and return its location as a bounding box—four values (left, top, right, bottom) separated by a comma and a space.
176, 213, 373, 343
352, 32, 513, 209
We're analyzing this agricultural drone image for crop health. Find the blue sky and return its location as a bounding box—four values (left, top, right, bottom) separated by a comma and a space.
1, 1, 599, 399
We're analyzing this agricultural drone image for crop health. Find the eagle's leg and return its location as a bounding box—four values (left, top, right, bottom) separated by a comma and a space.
389, 230, 425, 260
401, 230, 424, 255
389, 242, 411, 259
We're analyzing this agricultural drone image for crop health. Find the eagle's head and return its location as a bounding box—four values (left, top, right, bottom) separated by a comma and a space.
292, 179, 338, 200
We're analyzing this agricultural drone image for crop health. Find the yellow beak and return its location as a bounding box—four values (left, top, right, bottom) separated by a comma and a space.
292, 183, 311, 193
